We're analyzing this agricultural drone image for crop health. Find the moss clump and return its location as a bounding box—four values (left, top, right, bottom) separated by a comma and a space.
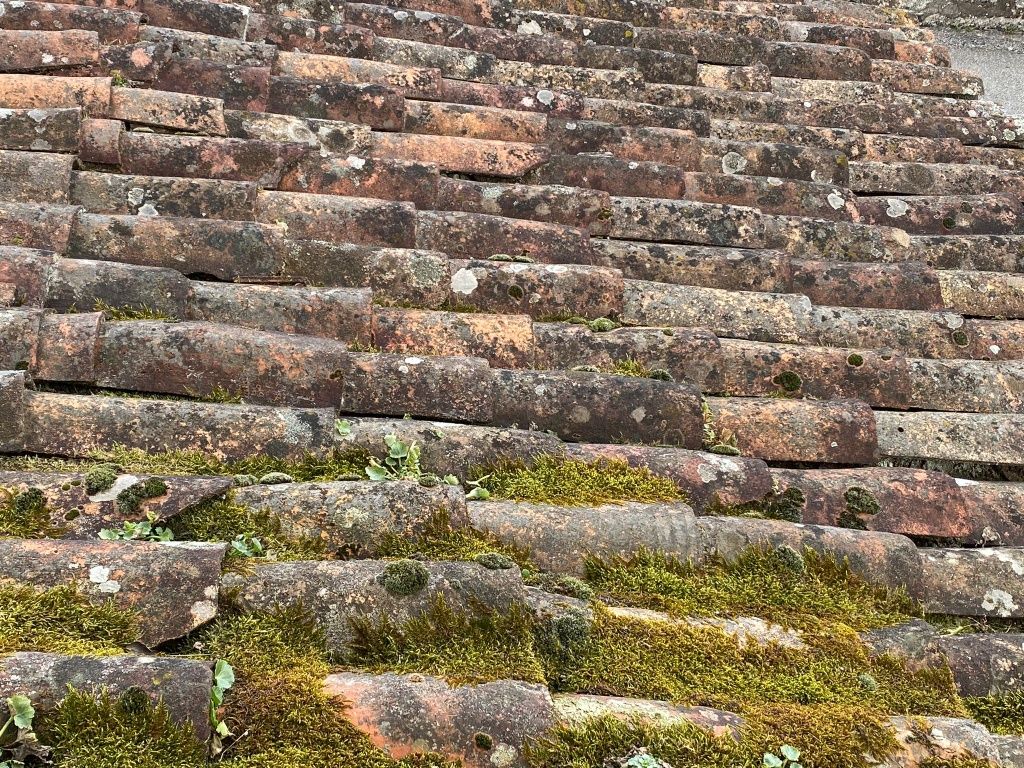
964, 691, 1024, 735
612, 360, 674, 382
525, 573, 595, 601
381, 560, 430, 596
115, 477, 167, 515
706, 487, 806, 523
199, 606, 456, 767
0, 486, 58, 538
38, 688, 205, 768
0, 445, 371, 485
546, 605, 962, 718
170, 496, 326, 561
84, 463, 119, 495
583, 547, 917, 630
701, 400, 740, 456
742, 704, 900, 768
839, 487, 880, 530
525, 714, 743, 768
474, 732, 493, 750
348, 595, 544, 684
0, 584, 140, 655
773, 371, 803, 393
374, 513, 533, 569
473, 455, 683, 507
475, 552, 515, 570
534, 607, 593, 689
93, 299, 171, 321
847, 353, 864, 367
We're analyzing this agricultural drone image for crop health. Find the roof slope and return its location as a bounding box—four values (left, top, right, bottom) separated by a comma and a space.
3, 0, 1024, 763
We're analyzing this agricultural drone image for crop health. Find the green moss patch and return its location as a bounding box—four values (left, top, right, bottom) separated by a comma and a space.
525, 714, 742, 768
0, 445, 370, 484
347, 595, 545, 685
472, 455, 684, 506
199, 606, 457, 768
547, 605, 963, 717
706, 488, 806, 523
170, 496, 326, 562
38, 688, 205, 768
0, 486, 59, 538
742, 704, 899, 768
373, 513, 532, 569
0, 584, 140, 655
964, 691, 1024, 735
583, 547, 917, 630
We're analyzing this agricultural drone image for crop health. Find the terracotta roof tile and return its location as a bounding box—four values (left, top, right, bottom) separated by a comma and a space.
5, 0, 1024, 750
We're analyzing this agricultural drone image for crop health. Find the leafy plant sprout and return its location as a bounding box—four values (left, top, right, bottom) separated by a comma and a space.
98, 512, 174, 542
764, 744, 802, 768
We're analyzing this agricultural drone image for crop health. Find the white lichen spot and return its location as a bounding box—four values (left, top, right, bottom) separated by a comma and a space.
392, 9, 408, 19
982, 588, 1019, 617
490, 744, 518, 768
204, 585, 218, 600
29, 138, 51, 150
826, 191, 845, 210
766, 176, 783, 187
565, 121, 578, 130
521, 96, 535, 107
545, 264, 567, 273
570, 405, 591, 423
994, 550, 1024, 575
138, 656, 156, 664
346, 155, 366, 169
340, 507, 369, 529
89, 565, 111, 583
534, 384, 546, 396
885, 198, 909, 218
126, 186, 146, 206
404, 356, 423, 365
97, 580, 121, 594
190, 600, 218, 627
516, 19, 542, 34
630, 406, 646, 423
413, 10, 434, 20
990, 344, 1001, 355
536, 89, 554, 106
721, 151, 747, 175
137, 203, 159, 216
450, 267, 478, 295
940, 312, 964, 330
627, 161, 639, 170
40, 52, 54, 64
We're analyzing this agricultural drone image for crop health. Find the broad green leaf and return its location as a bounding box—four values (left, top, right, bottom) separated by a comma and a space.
442, 475, 459, 486
216, 720, 230, 737
781, 746, 800, 762
213, 660, 235, 691
466, 487, 490, 500
365, 465, 388, 481
8, 695, 34, 729
763, 754, 783, 768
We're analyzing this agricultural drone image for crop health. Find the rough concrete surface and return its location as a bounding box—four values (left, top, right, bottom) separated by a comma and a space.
937, 27, 1024, 115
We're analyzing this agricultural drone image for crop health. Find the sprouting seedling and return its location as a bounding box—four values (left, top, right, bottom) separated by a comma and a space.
0, 694, 49, 766
334, 418, 353, 440
209, 659, 235, 757
466, 476, 491, 500
364, 434, 459, 488
98, 511, 174, 542
763, 745, 802, 768
230, 534, 264, 558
